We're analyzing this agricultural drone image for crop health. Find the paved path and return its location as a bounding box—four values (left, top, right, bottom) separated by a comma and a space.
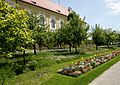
89, 61, 120, 85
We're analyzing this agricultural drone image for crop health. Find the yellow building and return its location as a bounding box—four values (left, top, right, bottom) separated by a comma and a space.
6, 0, 70, 31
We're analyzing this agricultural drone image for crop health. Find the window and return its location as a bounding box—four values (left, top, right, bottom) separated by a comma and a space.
39, 15, 45, 25
60, 21, 63, 28
50, 18, 56, 28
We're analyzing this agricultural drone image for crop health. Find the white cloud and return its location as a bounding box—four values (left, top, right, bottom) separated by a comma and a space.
103, 0, 120, 15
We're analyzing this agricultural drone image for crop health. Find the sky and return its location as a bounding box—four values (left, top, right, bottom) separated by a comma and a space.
52, 0, 120, 31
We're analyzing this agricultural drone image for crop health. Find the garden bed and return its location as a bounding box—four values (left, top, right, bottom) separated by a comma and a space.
58, 50, 120, 77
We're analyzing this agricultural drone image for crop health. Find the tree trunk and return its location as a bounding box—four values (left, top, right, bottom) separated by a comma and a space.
33, 44, 36, 55
60, 44, 62, 49
107, 43, 109, 48
69, 44, 72, 52
23, 50, 26, 65
75, 46, 77, 53
96, 45, 98, 50
2, 79, 5, 85
38, 43, 42, 51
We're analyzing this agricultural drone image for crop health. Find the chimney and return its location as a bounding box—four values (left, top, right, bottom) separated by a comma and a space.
68, 7, 72, 12
31, 0, 36, 4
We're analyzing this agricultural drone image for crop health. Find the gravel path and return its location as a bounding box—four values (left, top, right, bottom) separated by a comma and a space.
89, 61, 120, 85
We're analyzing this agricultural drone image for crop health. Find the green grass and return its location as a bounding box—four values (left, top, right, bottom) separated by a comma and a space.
42, 55, 120, 85
5, 54, 93, 85
0, 49, 93, 85
0, 47, 119, 85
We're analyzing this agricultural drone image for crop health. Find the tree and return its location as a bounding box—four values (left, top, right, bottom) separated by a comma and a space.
34, 15, 48, 51
117, 32, 120, 41
0, 0, 32, 57
44, 31, 56, 49
27, 12, 48, 54
36, 28, 47, 51
55, 25, 67, 49
56, 12, 89, 53
92, 24, 106, 50
56, 22, 73, 52
104, 28, 118, 48
116, 31, 120, 46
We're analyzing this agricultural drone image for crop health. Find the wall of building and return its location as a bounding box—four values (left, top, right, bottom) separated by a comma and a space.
19, 1, 67, 31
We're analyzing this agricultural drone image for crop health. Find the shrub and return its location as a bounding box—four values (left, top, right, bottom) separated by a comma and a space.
27, 61, 37, 71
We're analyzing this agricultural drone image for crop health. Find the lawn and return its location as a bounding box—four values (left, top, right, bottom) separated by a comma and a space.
42, 54, 120, 85
0, 47, 120, 85
2, 52, 94, 85
0, 48, 93, 85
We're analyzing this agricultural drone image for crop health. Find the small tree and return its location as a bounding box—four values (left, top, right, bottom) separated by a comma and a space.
104, 28, 119, 48
44, 31, 56, 49
92, 24, 106, 50
117, 32, 120, 42
56, 22, 73, 52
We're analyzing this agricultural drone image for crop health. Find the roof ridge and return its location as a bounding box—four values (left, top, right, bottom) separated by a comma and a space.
20, 0, 70, 16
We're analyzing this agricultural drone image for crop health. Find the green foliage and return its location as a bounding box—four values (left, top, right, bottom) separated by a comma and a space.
27, 12, 48, 52
68, 13, 89, 46
91, 25, 119, 49
56, 12, 89, 52
104, 28, 119, 47
1, 47, 117, 85
117, 32, 120, 42
0, 0, 32, 56
0, 66, 15, 85
92, 24, 106, 50
44, 32, 56, 49
26, 61, 37, 71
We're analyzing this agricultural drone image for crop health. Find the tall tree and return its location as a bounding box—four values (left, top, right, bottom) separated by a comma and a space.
67, 12, 89, 52
0, 0, 32, 57
57, 12, 89, 53
27, 12, 47, 54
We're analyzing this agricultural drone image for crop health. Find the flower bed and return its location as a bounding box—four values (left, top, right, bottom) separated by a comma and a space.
58, 50, 120, 77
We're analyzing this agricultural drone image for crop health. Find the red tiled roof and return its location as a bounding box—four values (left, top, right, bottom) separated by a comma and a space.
20, 0, 69, 16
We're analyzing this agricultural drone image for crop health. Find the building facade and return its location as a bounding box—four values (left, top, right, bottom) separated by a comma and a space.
6, 0, 70, 31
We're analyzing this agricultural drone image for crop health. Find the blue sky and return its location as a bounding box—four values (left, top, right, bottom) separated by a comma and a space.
52, 0, 120, 31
